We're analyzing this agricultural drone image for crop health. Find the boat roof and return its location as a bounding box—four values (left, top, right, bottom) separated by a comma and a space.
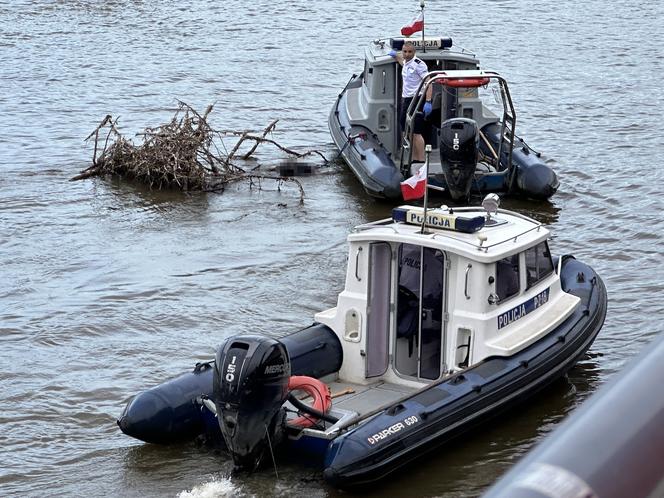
366, 36, 480, 66
349, 205, 549, 263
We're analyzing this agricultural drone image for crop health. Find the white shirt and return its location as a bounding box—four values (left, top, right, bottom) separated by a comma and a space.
401, 57, 428, 98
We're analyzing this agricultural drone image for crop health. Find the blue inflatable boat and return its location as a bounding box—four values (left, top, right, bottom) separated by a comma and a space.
118, 196, 605, 487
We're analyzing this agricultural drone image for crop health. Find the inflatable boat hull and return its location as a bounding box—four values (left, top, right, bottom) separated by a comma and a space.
117, 323, 343, 444
329, 88, 403, 199
329, 89, 559, 201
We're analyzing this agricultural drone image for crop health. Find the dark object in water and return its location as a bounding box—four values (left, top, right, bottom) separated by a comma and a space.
276, 160, 316, 177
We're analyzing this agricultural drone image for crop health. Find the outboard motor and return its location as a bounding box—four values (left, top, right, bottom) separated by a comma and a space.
439, 118, 480, 200
213, 335, 291, 470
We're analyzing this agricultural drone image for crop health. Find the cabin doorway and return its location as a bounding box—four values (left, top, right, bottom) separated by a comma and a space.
394, 243, 446, 380
365, 242, 392, 378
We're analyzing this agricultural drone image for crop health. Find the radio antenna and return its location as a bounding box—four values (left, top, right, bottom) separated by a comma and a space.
420, 0, 426, 53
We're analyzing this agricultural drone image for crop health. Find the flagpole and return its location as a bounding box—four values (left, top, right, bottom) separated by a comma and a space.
420, 144, 432, 234
420, 0, 426, 53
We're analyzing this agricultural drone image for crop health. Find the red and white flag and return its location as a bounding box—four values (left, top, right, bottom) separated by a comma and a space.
401, 12, 424, 37
400, 164, 427, 200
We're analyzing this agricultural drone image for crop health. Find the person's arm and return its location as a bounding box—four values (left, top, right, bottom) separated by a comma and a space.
425, 83, 433, 103
389, 50, 404, 66
417, 65, 433, 102
419, 65, 434, 115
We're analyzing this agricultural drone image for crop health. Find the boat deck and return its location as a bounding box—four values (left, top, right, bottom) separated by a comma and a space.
404, 149, 497, 177
286, 378, 420, 438
401, 149, 444, 176
328, 379, 417, 416
287, 379, 417, 423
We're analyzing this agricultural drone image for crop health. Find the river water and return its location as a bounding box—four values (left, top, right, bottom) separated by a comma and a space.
1, 1, 662, 497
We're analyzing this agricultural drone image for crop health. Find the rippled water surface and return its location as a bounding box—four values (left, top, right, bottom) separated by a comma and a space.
1, 1, 663, 496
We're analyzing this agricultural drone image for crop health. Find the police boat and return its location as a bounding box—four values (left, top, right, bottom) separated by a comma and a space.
118, 194, 606, 488
329, 36, 559, 201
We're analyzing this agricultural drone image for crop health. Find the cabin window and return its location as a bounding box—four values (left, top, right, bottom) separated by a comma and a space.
496, 254, 520, 302
395, 244, 445, 380
525, 241, 554, 289
366, 243, 391, 378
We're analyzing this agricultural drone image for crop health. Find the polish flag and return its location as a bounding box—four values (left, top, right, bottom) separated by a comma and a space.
401, 12, 424, 37
400, 164, 427, 200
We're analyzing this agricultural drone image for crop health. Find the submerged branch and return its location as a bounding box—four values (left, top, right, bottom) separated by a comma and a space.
206, 174, 306, 204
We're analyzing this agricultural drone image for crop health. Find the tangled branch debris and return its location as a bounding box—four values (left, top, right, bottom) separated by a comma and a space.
71, 102, 328, 203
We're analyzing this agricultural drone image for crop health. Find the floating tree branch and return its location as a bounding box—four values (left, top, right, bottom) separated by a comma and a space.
71, 102, 327, 204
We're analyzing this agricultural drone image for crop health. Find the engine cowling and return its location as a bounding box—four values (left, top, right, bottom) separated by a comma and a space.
212, 335, 291, 469
439, 118, 479, 200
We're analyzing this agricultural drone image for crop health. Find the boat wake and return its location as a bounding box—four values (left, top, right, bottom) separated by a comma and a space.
178, 477, 242, 498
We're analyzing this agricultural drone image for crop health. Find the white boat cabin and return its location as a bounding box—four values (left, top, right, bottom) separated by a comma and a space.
315, 199, 580, 388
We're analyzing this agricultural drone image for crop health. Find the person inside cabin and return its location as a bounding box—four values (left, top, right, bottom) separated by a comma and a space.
389, 42, 433, 164
397, 244, 444, 342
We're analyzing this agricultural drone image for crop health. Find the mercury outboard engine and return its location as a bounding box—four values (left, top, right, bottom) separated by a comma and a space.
212, 335, 291, 470
439, 118, 480, 200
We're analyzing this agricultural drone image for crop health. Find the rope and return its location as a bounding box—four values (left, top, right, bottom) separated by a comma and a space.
264, 424, 279, 480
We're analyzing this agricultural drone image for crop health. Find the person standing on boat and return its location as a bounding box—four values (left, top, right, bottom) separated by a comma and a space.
390, 42, 433, 163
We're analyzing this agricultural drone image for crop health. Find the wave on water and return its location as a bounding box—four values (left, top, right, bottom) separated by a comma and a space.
178, 477, 244, 498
